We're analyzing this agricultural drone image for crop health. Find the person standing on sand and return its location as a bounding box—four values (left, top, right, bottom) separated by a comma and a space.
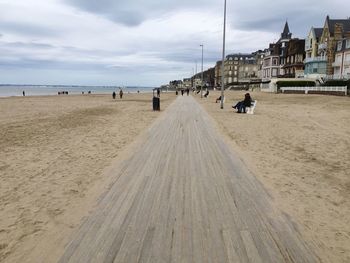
119, 89, 123, 99
112, 91, 116, 99
22, 91, 25, 96
186, 88, 190, 96
157, 88, 160, 97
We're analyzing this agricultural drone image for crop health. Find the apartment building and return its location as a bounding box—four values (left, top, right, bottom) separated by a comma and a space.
318, 16, 350, 77
304, 27, 326, 78
333, 34, 350, 78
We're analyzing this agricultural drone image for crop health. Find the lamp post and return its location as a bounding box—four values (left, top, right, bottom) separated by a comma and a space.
220, 0, 227, 109
200, 44, 204, 98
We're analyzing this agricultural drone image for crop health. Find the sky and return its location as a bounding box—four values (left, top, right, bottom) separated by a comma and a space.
0, 0, 348, 86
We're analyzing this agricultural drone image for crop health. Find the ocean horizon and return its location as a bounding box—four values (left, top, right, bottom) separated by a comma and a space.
0, 85, 157, 97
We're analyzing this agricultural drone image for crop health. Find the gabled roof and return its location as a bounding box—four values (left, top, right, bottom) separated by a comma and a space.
326, 15, 350, 36
314, 28, 323, 38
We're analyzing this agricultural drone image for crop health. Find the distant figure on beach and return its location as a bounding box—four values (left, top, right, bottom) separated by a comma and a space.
186, 88, 190, 96
137, 90, 140, 93
175, 90, 178, 95
181, 89, 184, 96
82, 91, 84, 95
232, 93, 252, 113
119, 89, 123, 99
157, 88, 160, 97
22, 91, 25, 96
112, 91, 116, 99
88, 91, 91, 94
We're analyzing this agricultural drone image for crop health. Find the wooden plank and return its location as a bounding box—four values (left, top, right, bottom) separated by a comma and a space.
59, 96, 319, 263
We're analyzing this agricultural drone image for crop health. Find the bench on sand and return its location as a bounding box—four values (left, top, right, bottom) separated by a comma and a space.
246, 100, 257, 114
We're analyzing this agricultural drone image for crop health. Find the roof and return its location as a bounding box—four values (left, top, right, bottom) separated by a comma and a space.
314, 28, 323, 38
326, 16, 350, 36
226, 53, 255, 60
282, 21, 290, 38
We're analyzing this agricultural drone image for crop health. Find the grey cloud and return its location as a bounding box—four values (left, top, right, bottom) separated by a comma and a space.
0, 57, 108, 71
65, 0, 216, 26
0, 21, 59, 37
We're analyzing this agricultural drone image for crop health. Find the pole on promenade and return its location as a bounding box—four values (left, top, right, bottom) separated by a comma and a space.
220, 0, 227, 109
200, 44, 204, 98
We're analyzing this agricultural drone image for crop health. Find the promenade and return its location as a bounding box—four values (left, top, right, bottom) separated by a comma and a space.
59, 95, 318, 263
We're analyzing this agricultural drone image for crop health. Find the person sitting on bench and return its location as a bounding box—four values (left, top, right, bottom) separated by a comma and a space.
232, 93, 252, 113
216, 96, 222, 103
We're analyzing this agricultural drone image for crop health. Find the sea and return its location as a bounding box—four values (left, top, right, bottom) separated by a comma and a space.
0, 85, 156, 97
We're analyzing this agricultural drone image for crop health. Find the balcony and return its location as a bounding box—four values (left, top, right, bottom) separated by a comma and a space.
332, 61, 342, 67
318, 43, 327, 51
304, 56, 327, 63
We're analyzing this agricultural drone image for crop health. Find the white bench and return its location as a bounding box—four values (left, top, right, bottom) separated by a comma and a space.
246, 100, 257, 114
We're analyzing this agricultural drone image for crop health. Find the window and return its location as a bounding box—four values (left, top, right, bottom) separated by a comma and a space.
234, 66, 237, 70
346, 39, 350, 49
337, 41, 342, 51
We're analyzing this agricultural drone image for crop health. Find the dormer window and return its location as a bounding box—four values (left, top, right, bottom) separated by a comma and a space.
337, 41, 342, 51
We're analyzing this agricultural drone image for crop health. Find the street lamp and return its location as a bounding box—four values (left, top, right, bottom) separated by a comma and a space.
220, 0, 227, 109
200, 44, 204, 98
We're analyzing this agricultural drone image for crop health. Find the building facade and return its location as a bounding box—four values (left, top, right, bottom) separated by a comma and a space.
214, 61, 222, 88
224, 53, 258, 85
304, 27, 326, 78
262, 22, 294, 80
333, 34, 350, 79
283, 38, 305, 78
318, 16, 350, 77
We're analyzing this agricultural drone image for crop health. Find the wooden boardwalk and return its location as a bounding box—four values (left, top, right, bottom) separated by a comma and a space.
59, 96, 318, 263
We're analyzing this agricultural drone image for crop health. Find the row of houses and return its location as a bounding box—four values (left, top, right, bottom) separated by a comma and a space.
170, 16, 350, 91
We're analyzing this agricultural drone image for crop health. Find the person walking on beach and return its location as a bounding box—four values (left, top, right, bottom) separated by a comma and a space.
112, 91, 116, 99
119, 89, 123, 99
186, 88, 190, 96
181, 89, 184, 96
22, 91, 25, 96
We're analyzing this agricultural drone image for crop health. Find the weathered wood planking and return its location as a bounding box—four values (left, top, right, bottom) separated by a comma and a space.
59, 96, 319, 263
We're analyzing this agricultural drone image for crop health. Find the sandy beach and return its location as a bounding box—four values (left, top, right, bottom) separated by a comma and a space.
0, 93, 176, 262
1, 91, 349, 262
195, 91, 350, 263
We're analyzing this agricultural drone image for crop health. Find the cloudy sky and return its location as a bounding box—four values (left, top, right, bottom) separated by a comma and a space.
0, 0, 348, 86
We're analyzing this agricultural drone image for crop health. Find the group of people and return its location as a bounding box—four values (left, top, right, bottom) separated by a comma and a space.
112, 89, 123, 99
